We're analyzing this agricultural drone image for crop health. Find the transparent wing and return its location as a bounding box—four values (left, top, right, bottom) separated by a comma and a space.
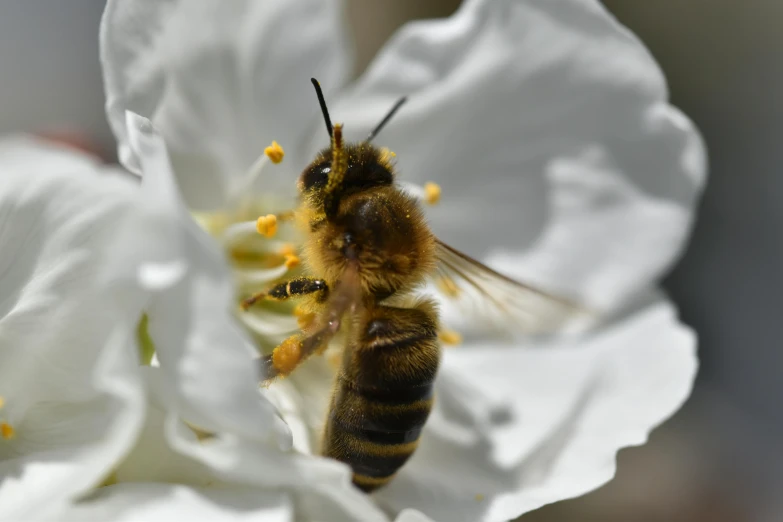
431, 239, 587, 336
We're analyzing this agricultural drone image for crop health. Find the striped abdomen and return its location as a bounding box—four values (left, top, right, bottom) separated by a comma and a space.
322, 300, 440, 492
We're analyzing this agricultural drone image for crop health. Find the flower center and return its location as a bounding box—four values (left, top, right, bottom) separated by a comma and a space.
0, 397, 15, 440
191, 141, 305, 350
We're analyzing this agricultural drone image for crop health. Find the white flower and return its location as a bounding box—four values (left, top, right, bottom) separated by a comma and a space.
100, 1, 706, 521
0, 129, 382, 521
0, 137, 145, 520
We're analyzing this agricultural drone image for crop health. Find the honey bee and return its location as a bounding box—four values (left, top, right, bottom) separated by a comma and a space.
243, 79, 580, 492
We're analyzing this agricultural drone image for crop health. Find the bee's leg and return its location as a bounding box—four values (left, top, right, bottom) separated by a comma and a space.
241, 277, 328, 310
259, 321, 339, 384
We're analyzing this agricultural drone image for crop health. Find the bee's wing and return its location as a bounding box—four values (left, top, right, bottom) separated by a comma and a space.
432, 239, 586, 336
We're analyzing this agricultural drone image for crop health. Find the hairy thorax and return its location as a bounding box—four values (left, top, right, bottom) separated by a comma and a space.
300, 186, 436, 300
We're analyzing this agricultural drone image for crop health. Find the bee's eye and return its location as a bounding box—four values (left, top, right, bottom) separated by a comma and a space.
302, 162, 331, 190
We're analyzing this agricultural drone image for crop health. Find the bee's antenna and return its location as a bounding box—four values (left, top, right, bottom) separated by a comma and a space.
311, 78, 333, 137
366, 96, 407, 142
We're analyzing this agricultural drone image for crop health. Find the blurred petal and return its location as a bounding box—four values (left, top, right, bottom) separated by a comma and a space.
0, 137, 145, 519
371, 296, 696, 522
49, 483, 292, 522
100, 0, 353, 209
327, 0, 706, 310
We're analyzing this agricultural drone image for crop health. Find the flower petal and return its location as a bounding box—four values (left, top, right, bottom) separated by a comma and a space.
112, 112, 287, 443
100, 0, 353, 209
370, 295, 696, 522
326, 0, 706, 310
46, 483, 292, 522
0, 137, 145, 519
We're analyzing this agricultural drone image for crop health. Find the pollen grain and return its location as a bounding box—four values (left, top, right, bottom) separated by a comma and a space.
1, 422, 15, 440
264, 141, 285, 164
424, 182, 442, 205
256, 214, 278, 238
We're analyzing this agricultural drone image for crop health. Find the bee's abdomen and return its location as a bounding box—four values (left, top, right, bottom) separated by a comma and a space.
322, 301, 440, 492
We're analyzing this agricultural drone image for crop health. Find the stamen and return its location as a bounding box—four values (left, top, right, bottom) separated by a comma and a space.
284, 254, 301, 269
424, 182, 442, 205
439, 330, 463, 346
256, 214, 278, 238
264, 141, 285, 164
234, 139, 286, 208
1, 422, 15, 440
271, 336, 303, 376
474, 494, 485, 502
0, 397, 5, 409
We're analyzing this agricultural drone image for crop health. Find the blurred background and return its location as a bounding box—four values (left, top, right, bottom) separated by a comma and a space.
1, 1, 779, 521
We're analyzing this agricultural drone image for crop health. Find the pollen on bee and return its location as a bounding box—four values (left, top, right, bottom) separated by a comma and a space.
284, 254, 301, 269
1, 422, 15, 440
424, 182, 442, 205
439, 330, 463, 346
264, 140, 285, 164
256, 214, 278, 238
296, 311, 316, 329
378, 147, 397, 165
272, 336, 303, 375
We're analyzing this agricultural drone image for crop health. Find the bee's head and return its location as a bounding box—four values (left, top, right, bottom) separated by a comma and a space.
299, 144, 394, 195
302, 79, 405, 216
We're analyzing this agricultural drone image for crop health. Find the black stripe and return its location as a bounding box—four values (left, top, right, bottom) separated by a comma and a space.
330, 411, 424, 445
339, 445, 414, 479
337, 374, 434, 404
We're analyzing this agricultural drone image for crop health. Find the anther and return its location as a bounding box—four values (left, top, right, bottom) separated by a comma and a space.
256, 214, 278, 238
439, 330, 463, 346
1, 422, 15, 440
0, 397, 5, 409
424, 182, 442, 205
284, 254, 301, 269
264, 141, 285, 164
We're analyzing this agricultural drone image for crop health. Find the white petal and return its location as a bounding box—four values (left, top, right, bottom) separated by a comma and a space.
371, 296, 696, 522
101, 0, 353, 209
327, 0, 706, 310
47, 483, 292, 522
115, 113, 287, 443
0, 136, 148, 517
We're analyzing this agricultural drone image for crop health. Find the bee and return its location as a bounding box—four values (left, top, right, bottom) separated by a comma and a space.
243, 79, 580, 492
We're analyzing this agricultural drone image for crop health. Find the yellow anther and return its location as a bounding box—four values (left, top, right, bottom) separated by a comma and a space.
439, 330, 463, 346
272, 337, 303, 376
256, 214, 278, 238
284, 254, 301, 269
264, 141, 285, 164
0, 397, 4, 409
1, 422, 15, 440
474, 493, 484, 502
424, 182, 442, 205
278, 243, 296, 257
436, 276, 461, 298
